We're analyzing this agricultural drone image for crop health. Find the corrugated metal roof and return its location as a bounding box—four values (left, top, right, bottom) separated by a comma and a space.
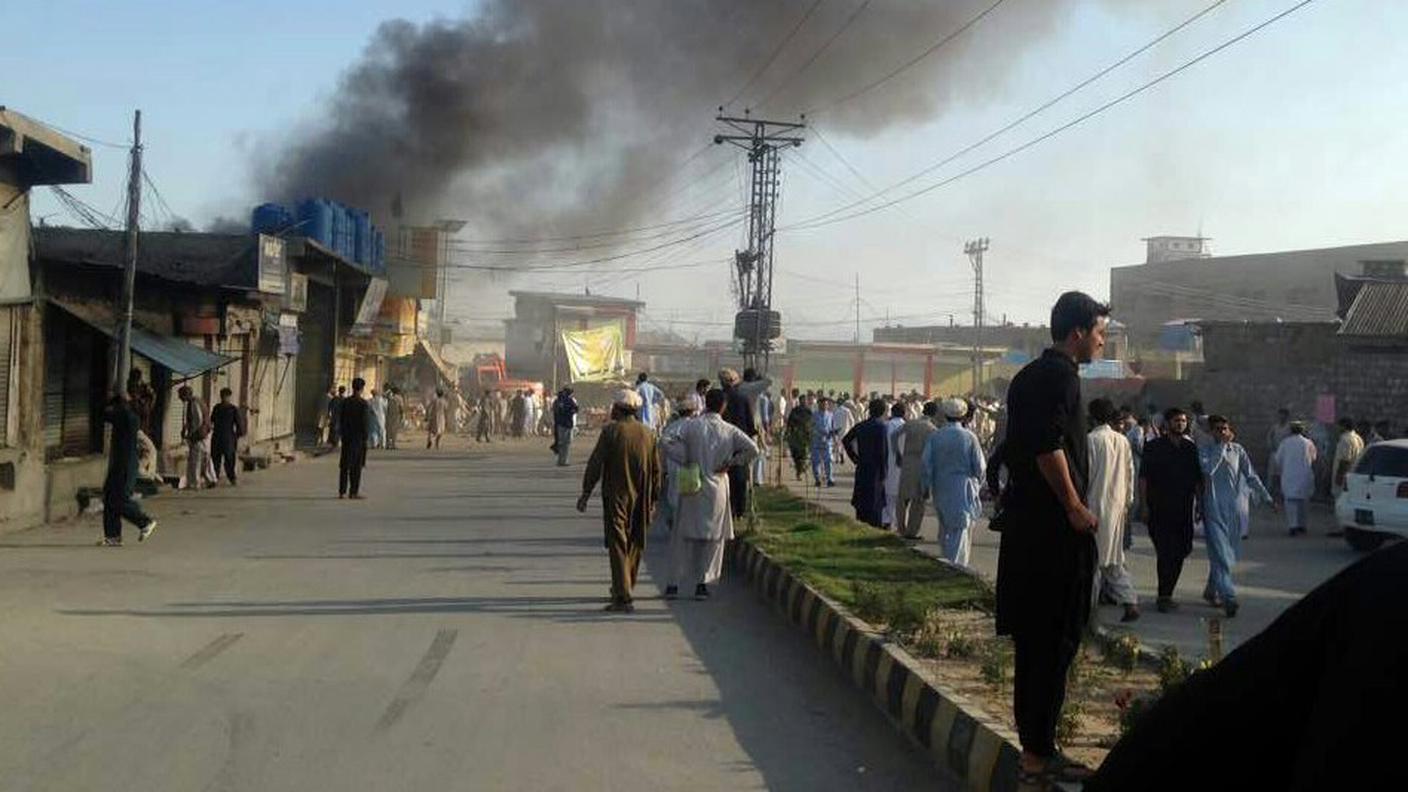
34, 228, 254, 287
1339, 281, 1408, 337
49, 298, 235, 379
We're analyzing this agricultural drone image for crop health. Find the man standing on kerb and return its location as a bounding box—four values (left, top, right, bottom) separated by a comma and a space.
996, 291, 1107, 787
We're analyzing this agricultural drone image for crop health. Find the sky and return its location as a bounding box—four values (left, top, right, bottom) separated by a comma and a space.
6, 0, 1407, 343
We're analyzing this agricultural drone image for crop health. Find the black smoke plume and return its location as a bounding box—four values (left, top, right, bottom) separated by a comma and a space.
259, 0, 1078, 237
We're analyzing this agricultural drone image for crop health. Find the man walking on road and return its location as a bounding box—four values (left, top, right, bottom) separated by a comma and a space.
385, 387, 404, 450
99, 391, 157, 546
1200, 415, 1274, 617
662, 388, 758, 600
338, 378, 370, 499
842, 398, 890, 529
894, 400, 938, 539
179, 385, 216, 490
551, 387, 578, 466
210, 387, 243, 486
996, 291, 1106, 787
1330, 417, 1364, 537
328, 386, 345, 447
923, 397, 986, 566
1086, 398, 1138, 623
1274, 422, 1317, 536
810, 397, 837, 487
1141, 407, 1203, 612
368, 388, 387, 449
426, 389, 448, 449
578, 389, 661, 613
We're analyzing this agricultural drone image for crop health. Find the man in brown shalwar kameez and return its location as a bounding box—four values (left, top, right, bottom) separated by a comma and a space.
577, 389, 662, 613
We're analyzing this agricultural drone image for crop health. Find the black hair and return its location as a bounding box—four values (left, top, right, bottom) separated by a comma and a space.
1163, 406, 1187, 423
1087, 398, 1117, 425
219, 387, 233, 398
890, 402, 906, 418
704, 388, 727, 412
695, 378, 710, 393
1049, 291, 1111, 343
1338, 417, 1354, 431
922, 401, 939, 417
337, 386, 346, 394
351, 378, 365, 392
868, 398, 887, 418
1208, 414, 1231, 431
637, 372, 649, 383
743, 367, 758, 382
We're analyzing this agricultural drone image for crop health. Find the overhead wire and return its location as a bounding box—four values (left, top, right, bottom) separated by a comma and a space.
756, 0, 874, 110
805, 0, 1007, 116
785, 0, 1317, 232
792, 0, 1232, 229
724, 0, 828, 108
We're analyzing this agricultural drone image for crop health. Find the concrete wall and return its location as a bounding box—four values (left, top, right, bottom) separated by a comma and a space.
1183, 322, 1408, 472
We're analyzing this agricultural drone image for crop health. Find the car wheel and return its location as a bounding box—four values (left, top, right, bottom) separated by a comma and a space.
1344, 525, 1389, 552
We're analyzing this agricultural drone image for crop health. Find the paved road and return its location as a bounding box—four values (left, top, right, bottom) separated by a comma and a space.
0, 436, 950, 792
779, 451, 1363, 659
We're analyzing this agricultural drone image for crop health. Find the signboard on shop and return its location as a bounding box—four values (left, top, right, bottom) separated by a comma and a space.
285, 272, 308, 313
350, 277, 389, 336
256, 234, 288, 295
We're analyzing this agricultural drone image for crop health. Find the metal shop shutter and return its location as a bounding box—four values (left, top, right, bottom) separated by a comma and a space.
0, 306, 13, 447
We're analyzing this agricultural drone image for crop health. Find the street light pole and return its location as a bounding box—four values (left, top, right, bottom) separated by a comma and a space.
114, 110, 142, 397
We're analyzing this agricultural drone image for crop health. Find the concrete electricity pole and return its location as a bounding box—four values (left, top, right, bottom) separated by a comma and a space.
964, 237, 989, 396
114, 110, 142, 396
714, 111, 805, 373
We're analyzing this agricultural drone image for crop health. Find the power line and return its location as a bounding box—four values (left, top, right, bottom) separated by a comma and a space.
795, 0, 1231, 229
786, 0, 1316, 232
756, 0, 874, 110
447, 205, 743, 255
44, 122, 128, 149
724, 0, 827, 108
806, 0, 1007, 116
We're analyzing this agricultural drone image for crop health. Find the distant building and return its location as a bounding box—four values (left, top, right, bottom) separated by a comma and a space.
1111, 239, 1408, 349
503, 291, 642, 386
1142, 235, 1211, 264
873, 323, 1053, 361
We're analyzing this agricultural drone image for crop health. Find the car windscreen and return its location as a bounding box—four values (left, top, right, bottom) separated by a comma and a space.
1354, 445, 1408, 478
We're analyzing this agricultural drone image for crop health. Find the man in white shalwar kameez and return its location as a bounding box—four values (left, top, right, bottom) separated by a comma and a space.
1085, 398, 1139, 623
882, 402, 907, 528
1274, 423, 1317, 536
662, 388, 759, 600
833, 396, 857, 465
653, 394, 701, 536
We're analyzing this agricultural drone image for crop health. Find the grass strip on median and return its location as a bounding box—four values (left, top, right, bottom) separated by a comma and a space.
746, 486, 992, 615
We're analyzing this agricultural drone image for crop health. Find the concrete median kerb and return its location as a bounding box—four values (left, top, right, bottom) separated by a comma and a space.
729, 539, 1024, 792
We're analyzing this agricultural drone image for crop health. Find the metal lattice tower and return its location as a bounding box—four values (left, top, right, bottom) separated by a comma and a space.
964, 237, 989, 395
715, 111, 804, 372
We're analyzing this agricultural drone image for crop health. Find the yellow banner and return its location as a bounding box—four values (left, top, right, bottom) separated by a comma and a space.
561, 324, 626, 382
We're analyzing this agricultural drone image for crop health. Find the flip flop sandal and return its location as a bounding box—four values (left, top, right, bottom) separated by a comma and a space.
1046, 754, 1095, 783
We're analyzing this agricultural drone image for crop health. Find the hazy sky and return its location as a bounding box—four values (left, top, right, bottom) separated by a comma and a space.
7, 0, 1405, 342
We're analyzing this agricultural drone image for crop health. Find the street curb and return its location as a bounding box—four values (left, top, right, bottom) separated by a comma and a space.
730, 539, 1023, 792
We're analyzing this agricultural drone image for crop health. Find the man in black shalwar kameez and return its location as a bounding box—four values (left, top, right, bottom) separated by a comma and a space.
842, 399, 890, 528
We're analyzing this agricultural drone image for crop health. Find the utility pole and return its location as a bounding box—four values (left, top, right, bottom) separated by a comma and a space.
854, 272, 860, 343
714, 110, 805, 373
114, 110, 142, 395
964, 237, 989, 396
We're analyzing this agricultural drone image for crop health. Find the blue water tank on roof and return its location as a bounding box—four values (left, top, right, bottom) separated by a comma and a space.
353, 210, 372, 264
296, 198, 333, 247
252, 203, 293, 235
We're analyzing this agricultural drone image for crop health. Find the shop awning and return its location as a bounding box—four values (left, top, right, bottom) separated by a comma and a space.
48, 298, 236, 379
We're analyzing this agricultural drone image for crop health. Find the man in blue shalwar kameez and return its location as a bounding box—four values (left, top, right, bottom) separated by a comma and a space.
1199, 415, 1274, 618
922, 397, 986, 567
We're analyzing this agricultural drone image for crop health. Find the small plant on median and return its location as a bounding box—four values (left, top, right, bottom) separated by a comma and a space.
1103, 632, 1141, 672
852, 581, 888, 623
884, 587, 929, 640
912, 615, 946, 658
1156, 646, 1193, 693
979, 639, 1012, 689
945, 629, 978, 659
1056, 698, 1085, 745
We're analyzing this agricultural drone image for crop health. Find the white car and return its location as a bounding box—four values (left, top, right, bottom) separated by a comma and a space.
1334, 439, 1408, 551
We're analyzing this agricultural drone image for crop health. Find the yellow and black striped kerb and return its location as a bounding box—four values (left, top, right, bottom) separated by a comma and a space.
729, 540, 1023, 792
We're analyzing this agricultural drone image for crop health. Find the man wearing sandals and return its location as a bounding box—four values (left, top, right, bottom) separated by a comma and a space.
996, 292, 1106, 786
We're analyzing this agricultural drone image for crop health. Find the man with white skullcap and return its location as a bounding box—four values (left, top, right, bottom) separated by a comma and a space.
578, 388, 662, 612
921, 397, 986, 566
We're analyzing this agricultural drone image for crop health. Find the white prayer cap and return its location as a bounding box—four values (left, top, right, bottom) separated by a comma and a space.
613, 389, 643, 410
681, 393, 703, 413
941, 397, 969, 419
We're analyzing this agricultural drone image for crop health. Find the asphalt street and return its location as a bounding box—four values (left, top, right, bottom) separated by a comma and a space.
0, 436, 950, 792
778, 447, 1364, 659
